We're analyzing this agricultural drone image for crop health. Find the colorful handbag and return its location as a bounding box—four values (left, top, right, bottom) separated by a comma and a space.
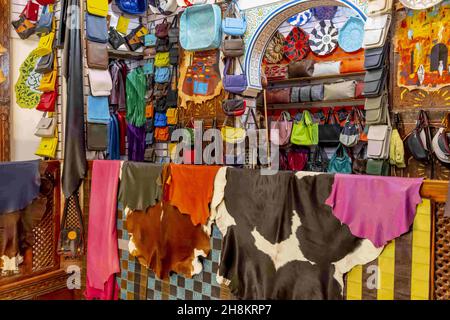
87, 0, 109, 17
36, 90, 57, 112
144, 33, 158, 47
22, 0, 40, 21
39, 70, 57, 92
166, 108, 178, 125
169, 16, 179, 45
309, 20, 339, 56
155, 67, 171, 83
145, 102, 154, 118
283, 27, 310, 61
290, 110, 318, 146
220, 110, 257, 145
143, 60, 155, 75
36, 5, 54, 35
116, 15, 130, 34
87, 95, 110, 124
155, 127, 169, 141
223, 58, 247, 94
35, 127, 58, 159
109, 27, 126, 50
154, 112, 168, 127
154, 52, 170, 67
222, 1, 246, 36
328, 144, 352, 174
12, 15, 36, 39
35, 32, 55, 57
270, 111, 292, 146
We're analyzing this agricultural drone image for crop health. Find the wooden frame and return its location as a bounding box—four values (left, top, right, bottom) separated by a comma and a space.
0, 0, 10, 162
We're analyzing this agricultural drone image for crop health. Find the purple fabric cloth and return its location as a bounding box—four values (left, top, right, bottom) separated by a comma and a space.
325, 174, 423, 248
127, 124, 146, 162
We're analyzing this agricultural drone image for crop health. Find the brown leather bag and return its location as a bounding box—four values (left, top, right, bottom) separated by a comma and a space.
222, 37, 245, 57
86, 40, 109, 70
266, 88, 291, 104
155, 18, 169, 39
288, 60, 315, 78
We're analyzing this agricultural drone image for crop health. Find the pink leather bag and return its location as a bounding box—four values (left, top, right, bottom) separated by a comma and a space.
270, 111, 293, 146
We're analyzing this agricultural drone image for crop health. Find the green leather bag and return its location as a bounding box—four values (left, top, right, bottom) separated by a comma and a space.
366, 159, 390, 176
290, 110, 319, 146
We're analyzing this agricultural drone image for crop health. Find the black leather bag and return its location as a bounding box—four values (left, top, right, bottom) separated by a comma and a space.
363, 67, 387, 98
109, 27, 126, 50
222, 99, 246, 116
319, 110, 341, 146
168, 16, 179, 44
364, 44, 388, 70
87, 123, 108, 151
165, 89, 178, 108
169, 46, 179, 65
307, 146, 329, 172
156, 38, 169, 52
406, 110, 433, 163
155, 98, 168, 113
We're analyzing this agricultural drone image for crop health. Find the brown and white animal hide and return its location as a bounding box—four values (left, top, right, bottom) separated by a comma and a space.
210, 168, 383, 300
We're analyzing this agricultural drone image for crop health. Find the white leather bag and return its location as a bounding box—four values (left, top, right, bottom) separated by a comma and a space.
323, 80, 356, 100
312, 61, 341, 77
367, 0, 393, 16
363, 14, 391, 49
35, 114, 57, 138
367, 111, 392, 159
88, 68, 113, 96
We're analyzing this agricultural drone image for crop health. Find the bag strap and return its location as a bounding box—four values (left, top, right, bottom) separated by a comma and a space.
170, 15, 178, 28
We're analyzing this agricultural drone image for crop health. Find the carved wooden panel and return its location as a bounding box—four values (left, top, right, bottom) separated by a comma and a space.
0, 0, 10, 162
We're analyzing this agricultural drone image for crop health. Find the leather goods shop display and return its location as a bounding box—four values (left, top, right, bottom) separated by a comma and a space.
328, 143, 352, 174
169, 16, 179, 45
222, 99, 246, 116
319, 110, 341, 146
288, 60, 315, 78
155, 67, 171, 83
156, 18, 170, 39
116, 0, 147, 15
35, 52, 54, 74
312, 61, 341, 77
87, 0, 108, 17
35, 31, 55, 57
116, 15, 130, 34
36, 89, 57, 112
283, 27, 310, 61
87, 96, 110, 124
12, 15, 36, 40
86, 41, 109, 70
367, 0, 393, 16
300, 86, 311, 102
311, 84, 324, 101
36, 5, 54, 35
222, 1, 246, 36
223, 36, 245, 57
23, 0, 40, 21
309, 20, 339, 56
406, 110, 433, 163
35, 127, 58, 159
109, 27, 126, 50
265, 31, 285, 64
155, 52, 170, 67
156, 37, 170, 52
87, 123, 108, 151
340, 112, 360, 147
126, 25, 148, 51
338, 16, 365, 53
166, 108, 178, 125
223, 58, 247, 94
363, 67, 387, 97
180, 4, 222, 51
270, 111, 292, 146
363, 14, 391, 49
323, 80, 356, 100
366, 159, 390, 176
367, 110, 392, 160
266, 88, 291, 105
35, 114, 57, 138
364, 43, 388, 70
432, 113, 450, 164
88, 68, 113, 96
86, 13, 108, 43
365, 94, 388, 125
264, 64, 288, 81
38, 70, 57, 92
290, 110, 319, 146
307, 146, 329, 172
353, 144, 368, 174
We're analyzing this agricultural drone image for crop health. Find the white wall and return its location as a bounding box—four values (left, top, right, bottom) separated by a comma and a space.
237, 0, 285, 10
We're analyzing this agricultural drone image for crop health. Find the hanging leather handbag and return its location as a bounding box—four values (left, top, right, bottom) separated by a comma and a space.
223, 58, 247, 94
169, 46, 179, 65
287, 147, 309, 171
166, 108, 178, 125
270, 111, 292, 146
125, 25, 147, 51
86, 40, 109, 70
144, 33, 158, 47
406, 110, 433, 163
35, 31, 55, 57
109, 27, 126, 49
328, 143, 352, 174
300, 86, 311, 102
35, 51, 54, 74
22, 0, 40, 21
169, 16, 179, 45
266, 88, 291, 104
155, 127, 169, 141
154, 83, 169, 98
35, 113, 56, 138
311, 84, 324, 101
87, 0, 108, 17
352, 144, 368, 174
363, 67, 387, 97
363, 14, 391, 49
365, 94, 388, 125
324, 80, 356, 100
86, 13, 108, 43
155, 67, 171, 83
319, 110, 341, 146
166, 86, 178, 108
156, 18, 170, 38
339, 112, 360, 147
154, 112, 168, 127
145, 102, 154, 118
12, 15, 36, 39
36, 89, 57, 112
367, 110, 392, 159
155, 98, 168, 113
307, 146, 329, 172
87, 123, 108, 151
222, 36, 245, 57
88, 68, 113, 96
143, 60, 155, 75
364, 43, 388, 70
35, 127, 58, 159
366, 159, 390, 176
290, 110, 318, 146
156, 37, 170, 52
222, 1, 246, 36
36, 5, 54, 35
39, 70, 57, 92
222, 99, 246, 117
288, 60, 315, 78
87, 95, 110, 124
116, 15, 130, 34
155, 52, 170, 67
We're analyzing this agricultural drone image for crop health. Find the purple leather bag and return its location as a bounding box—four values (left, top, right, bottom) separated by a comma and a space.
223, 58, 247, 94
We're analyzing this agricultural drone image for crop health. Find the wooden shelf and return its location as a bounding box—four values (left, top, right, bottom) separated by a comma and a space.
268, 98, 366, 110
267, 71, 366, 88
108, 49, 144, 60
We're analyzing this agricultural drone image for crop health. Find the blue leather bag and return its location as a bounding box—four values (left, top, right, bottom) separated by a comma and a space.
328, 144, 352, 174
143, 60, 155, 75
144, 34, 157, 47
115, 0, 147, 15
36, 5, 54, 35
223, 58, 247, 94
222, 1, 246, 36
155, 67, 171, 83
87, 96, 110, 124
154, 112, 167, 127
180, 4, 222, 51
86, 13, 108, 43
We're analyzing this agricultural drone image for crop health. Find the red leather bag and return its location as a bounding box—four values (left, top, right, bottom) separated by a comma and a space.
288, 148, 309, 171
36, 0, 55, 5
266, 88, 291, 104
22, 1, 40, 21
36, 89, 57, 112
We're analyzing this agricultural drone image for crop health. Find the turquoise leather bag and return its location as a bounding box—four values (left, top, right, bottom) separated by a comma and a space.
328, 144, 352, 174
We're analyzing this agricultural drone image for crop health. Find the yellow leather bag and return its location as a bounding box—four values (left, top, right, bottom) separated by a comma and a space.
154, 52, 170, 67
145, 102, 154, 118
221, 126, 246, 144
166, 108, 178, 125
35, 31, 55, 57
39, 69, 57, 92
116, 15, 130, 34
87, 0, 108, 17
35, 127, 58, 159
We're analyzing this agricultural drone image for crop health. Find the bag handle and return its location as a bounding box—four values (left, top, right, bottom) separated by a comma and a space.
170, 15, 178, 28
